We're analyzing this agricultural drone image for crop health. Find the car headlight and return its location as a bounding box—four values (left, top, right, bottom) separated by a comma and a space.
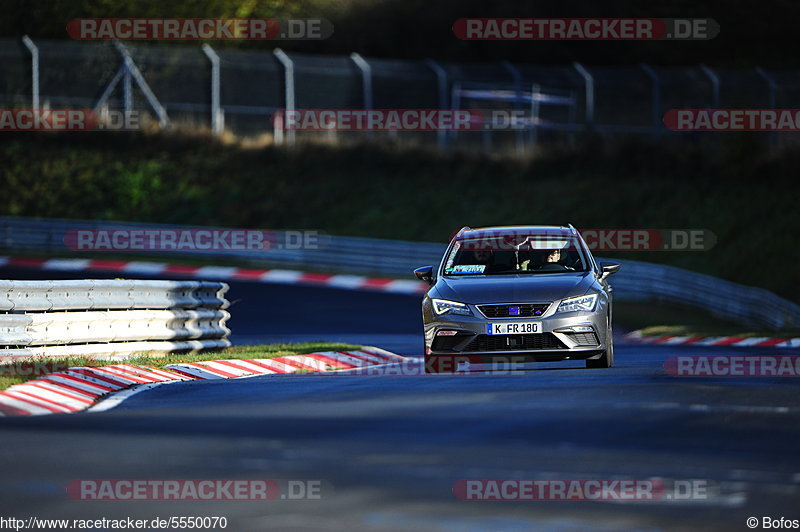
557, 294, 598, 313
432, 298, 472, 316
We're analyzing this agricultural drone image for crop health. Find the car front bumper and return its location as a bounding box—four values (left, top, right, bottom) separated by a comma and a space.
423, 307, 608, 362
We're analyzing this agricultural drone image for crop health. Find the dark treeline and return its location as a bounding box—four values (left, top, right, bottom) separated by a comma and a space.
0, 0, 796, 67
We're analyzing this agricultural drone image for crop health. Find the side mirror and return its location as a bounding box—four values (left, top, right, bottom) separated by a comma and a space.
599, 261, 621, 278
414, 265, 434, 284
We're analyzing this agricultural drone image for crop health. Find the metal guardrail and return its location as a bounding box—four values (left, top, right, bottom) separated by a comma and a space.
603, 259, 799, 330
0, 279, 231, 359
1, 309, 229, 346
0, 278, 229, 311
1, 216, 798, 330
0, 216, 444, 277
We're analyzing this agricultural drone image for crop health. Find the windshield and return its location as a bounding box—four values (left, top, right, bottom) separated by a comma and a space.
442, 235, 590, 276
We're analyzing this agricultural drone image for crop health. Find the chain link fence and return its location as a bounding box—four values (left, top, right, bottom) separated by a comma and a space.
2, 36, 799, 150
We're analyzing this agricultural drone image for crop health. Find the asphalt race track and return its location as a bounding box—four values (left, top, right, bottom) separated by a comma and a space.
0, 267, 799, 531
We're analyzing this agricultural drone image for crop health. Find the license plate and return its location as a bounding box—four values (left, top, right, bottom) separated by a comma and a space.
487, 322, 539, 335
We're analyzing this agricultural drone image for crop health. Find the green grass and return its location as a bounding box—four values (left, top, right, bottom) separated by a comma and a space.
616, 301, 800, 338
0, 342, 359, 391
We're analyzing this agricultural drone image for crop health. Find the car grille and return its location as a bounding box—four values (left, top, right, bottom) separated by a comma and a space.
462, 333, 566, 352
478, 303, 550, 318
562, 332, 599, 346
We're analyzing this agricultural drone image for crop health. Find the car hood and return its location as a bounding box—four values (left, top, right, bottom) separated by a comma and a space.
432, 272, 595, 304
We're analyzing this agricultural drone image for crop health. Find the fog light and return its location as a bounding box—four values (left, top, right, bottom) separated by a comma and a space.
555, 325, 595, 333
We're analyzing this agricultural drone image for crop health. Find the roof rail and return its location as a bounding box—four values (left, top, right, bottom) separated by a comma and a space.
567, 224, 579, 235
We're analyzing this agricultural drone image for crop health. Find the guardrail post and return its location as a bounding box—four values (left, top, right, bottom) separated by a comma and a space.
573, 62, 594, 130
640, 63, 662, 140
425, 59, 448, 150
21, 36, 39, 110
274, 48, 296, 146
202, 44, 223, 137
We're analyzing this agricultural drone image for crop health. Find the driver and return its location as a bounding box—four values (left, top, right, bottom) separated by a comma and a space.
520, 247, 570, 271
537, 247, 574, 271
473, 248, 494, 264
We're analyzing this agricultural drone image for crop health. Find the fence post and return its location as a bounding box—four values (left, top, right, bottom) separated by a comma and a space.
94, 67, 124, 114
350, 52, 373, 140
502, 60, 525, 155
699, 64, 720, 108
202, 44, 223, 137
111, 41, 169, 128
21, 36, 39, 110
640, 63, 662, 140
273, 48, 295, 146
755, 66, 778, 150
123, 62, 133, 114
573, 62, 594, 130
350, 53, 373, 110
425, 59, 448, 149
530, 83, 541, 145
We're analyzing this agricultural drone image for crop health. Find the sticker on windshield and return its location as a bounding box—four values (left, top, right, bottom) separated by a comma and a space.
444, 241, 461, 271
449, 264, 486, 274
